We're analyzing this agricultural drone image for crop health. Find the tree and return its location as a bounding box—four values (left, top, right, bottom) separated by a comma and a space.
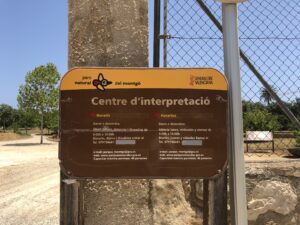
17, 63, 60, 144
286, 98, 300, 130
44, 110, 59, 134
260, 86, 277, 106
291, 98, 300, 119
243, 100, 265, 114
17, 110, 37, 134
267, 102, 293, 130
0, 104, 15, 131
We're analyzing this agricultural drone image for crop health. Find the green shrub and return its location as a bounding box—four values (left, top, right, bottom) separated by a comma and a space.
293, 131, 300, 147
243, 109, 281, 131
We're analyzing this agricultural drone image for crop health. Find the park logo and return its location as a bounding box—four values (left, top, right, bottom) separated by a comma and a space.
190, 75, 213, 86
92, 73, 112, 91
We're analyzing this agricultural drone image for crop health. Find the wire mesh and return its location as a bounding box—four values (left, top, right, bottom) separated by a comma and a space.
164, 0, 300, 157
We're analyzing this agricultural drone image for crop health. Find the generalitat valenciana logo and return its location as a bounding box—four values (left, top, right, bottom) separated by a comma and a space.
92, 73, 112, 91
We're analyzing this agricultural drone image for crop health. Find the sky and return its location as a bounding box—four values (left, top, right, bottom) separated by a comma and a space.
165, 0, 300, 103
0, 0, 157, 108
0, 0, 298, 107
0, 0, 68, 108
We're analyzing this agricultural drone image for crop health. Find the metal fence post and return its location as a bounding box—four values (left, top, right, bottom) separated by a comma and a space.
163, 0, 168, 67
221, 1, 248, 225
154, 0, 161, 67
60, 172, 81, 225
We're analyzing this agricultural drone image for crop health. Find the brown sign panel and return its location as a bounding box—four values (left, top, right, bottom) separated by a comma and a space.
59, 68, 228, 178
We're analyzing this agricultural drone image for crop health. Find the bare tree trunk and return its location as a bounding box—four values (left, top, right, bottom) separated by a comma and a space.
40, 113, 43, 144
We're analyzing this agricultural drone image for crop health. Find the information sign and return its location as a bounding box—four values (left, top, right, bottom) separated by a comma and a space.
60, 68, 228, 178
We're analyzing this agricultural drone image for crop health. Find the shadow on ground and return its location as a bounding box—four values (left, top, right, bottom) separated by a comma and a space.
3, 143, 53, 146
283, 155, 300, 159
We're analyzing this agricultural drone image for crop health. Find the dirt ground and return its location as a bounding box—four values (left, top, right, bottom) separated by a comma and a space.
0, 134, 293, 225
0, 135, 59, 225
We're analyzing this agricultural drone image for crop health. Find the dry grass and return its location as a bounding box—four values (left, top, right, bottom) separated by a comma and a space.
244, 138, 296, 161
244, 138, 295, 153
0, 132, 31, 142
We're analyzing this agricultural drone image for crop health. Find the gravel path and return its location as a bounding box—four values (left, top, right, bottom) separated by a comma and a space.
0, 135, 59, 225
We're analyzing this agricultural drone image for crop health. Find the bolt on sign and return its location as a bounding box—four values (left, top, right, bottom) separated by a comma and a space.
59, 68, 228, 178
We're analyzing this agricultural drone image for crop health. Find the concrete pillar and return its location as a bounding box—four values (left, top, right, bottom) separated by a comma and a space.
69, 1, 150, 224
68, 1, 202, 224
69, 0, 148, 68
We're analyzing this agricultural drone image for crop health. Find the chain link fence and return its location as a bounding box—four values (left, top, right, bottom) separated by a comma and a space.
162, 0, 300, 157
